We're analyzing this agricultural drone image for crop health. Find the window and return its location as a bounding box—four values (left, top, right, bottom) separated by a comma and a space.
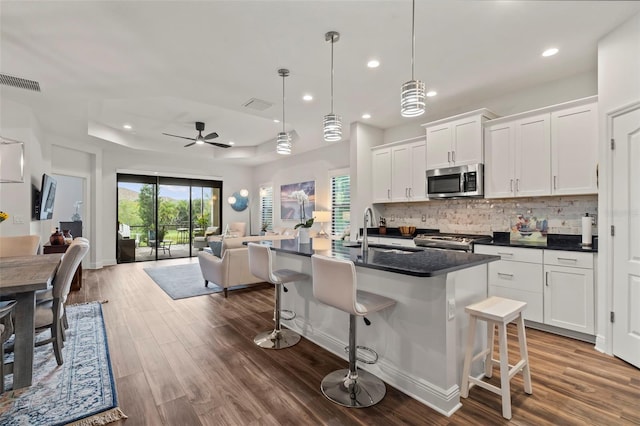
259, 185, 274, 231
330, 172, 350, 237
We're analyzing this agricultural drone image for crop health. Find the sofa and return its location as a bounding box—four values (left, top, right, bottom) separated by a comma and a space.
197, 234, 294, 297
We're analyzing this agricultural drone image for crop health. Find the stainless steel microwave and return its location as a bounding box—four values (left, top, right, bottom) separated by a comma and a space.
426, 163, 484, 199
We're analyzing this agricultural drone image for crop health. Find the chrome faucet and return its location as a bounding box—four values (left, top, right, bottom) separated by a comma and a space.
362, 207, 375, 258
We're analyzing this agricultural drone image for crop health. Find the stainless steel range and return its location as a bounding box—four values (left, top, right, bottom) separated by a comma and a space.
413, 233, 492, 252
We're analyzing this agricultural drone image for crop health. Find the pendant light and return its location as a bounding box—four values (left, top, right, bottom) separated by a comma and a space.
401, 0, 425, 117
276, 68, 292, 155
323, 31, 342, 142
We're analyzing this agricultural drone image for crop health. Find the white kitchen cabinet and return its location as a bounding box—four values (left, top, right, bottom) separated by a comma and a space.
423, 109, 498, 170
475, 244, 596, 337
485, 113, 551, 198
484, 96, 598, 199
372, 137, 426, 203
372, 147, 392, 203
474, 245, 544, 322
543, 250, 595, 334
379, 237, 416, 247
551, 101, 598, 195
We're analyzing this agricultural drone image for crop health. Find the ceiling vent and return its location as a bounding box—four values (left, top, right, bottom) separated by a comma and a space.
0, 73, 41, 92
242, 98, 272, 111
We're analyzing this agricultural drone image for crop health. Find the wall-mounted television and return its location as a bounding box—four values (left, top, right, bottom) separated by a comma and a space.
33, 173, 57, 220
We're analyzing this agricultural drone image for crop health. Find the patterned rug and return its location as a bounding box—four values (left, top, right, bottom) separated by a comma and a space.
0, 302, 127, 425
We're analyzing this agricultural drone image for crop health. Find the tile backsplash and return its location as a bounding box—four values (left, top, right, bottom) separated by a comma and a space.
380, 195, 597, 236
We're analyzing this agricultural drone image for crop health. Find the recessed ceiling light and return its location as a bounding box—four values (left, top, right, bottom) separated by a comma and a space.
303, 94, 313, 101
362, 113, 371, 119
123, 124, 132, 130
367, 59, 380, 68
426, 91, 437, 97
229, 141, 235, 145
273, 119, 280, 123
542, 48, 559, 57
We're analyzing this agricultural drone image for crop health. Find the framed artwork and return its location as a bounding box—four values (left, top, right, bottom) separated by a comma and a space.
280, 180, 315, 220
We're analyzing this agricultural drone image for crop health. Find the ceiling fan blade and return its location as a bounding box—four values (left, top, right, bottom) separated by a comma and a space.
204, 132, 219, 140
184, 142, 196, 147
205, 141, 232, 149
162, 132, 196, 141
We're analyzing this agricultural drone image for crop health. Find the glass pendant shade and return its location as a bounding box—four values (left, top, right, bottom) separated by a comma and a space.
276, 131, 291, 155
323, 113, 342, 142
401, 79, 426, 117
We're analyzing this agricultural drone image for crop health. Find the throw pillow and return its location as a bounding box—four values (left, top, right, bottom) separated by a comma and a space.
208, 240, 223, 258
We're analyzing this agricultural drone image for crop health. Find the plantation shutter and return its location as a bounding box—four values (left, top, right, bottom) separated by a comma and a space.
259, 186, 274, 231
330, 174, 350, 237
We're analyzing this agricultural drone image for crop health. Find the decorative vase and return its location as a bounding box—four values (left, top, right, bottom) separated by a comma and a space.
298, 228, 310, 244
50, 227, 65, 245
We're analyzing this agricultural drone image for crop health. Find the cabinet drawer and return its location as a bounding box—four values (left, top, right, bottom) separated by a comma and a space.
489, 285, 543, 323
544, 249, 593, 269
475, 245, 542, 263
380, 237, 415, 247
488, 261, 543, 293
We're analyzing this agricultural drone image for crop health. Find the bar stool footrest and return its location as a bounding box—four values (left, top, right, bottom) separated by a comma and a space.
344, 345, 379, 365
280, 309, 296, 321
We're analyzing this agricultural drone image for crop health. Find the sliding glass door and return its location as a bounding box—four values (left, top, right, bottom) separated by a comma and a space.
116, 173, 222, 263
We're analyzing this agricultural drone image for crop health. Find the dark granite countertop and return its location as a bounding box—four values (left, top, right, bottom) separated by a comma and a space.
253, 238, 499, 277
475, 232, 598, 253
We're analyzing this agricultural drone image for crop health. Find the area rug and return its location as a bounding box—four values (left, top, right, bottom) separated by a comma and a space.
0, 301, 127, 426
144, 262, 224, 299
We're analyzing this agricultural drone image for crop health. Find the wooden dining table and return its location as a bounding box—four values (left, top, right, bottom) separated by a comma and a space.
0, 253, 62, 389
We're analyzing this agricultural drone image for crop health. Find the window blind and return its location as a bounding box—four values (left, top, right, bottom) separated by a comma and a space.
259, 186, 274, 231
330, 174, 350, 237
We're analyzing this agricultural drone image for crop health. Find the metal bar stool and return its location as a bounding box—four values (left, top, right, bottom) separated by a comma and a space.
1, 300, 17, 393
311, 254, 396, 408
460, 296, 533, 419
248, 243, 309, 349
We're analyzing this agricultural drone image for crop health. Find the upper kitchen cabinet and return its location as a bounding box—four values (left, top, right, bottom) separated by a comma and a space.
422, 109, 498, 170
371, 136, 426, 203
484, 96, 598, 199
551, 101, 598, 195
485, 113, 551, 198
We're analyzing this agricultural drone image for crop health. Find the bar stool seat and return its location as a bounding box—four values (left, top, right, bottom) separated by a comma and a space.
248, 243, 309, 349
311, 254, 396, 408
460, 296, 532, 420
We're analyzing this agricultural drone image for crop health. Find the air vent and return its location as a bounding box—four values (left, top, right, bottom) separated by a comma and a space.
0, 74, 41, 92
242, 98, 272, 111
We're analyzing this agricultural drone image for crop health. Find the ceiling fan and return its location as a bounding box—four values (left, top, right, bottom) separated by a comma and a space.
162, 121, 230, 148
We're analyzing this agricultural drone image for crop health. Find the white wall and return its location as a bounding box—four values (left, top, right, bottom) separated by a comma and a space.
596, 11, 640, 354
253, 140, 350, 235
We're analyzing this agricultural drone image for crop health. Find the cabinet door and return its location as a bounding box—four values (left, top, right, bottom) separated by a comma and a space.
544, 265, 594, 334
484, 123, 515, 198
409, 141, 427, 201
487, 260, 544, 322
425, 123, 452, 170
515, 113, 551, 197
372, 148, 392, 203
391, 145, 411, 201
452, 116, 483, 166
551, 102, 598, 195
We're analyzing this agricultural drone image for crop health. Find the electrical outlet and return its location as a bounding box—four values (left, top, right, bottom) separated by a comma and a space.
591, 215, 597, 226
13, 215, 25, 224
448, 298, 456, 320
421, 214, 426, 222
390, 215, 395, 222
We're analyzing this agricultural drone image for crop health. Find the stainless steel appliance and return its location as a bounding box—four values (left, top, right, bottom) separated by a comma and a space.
413, 233, 492, 252
426, 163, 484, 199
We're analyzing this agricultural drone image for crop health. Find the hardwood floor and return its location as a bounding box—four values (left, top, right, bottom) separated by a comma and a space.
67, 258, 640, 425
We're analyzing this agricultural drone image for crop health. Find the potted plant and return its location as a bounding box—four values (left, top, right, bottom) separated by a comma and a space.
291, 190, 314, 243
260, 222, 269, 235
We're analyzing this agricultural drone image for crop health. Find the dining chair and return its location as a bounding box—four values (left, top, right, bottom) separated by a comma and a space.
0, 235, 40, 257
0, 300, 17, 393
34, 239, 89, 365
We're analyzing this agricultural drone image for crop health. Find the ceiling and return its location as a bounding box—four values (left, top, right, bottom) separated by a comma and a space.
1, 1, 639, 166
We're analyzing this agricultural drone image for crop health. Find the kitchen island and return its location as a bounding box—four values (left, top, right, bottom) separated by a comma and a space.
262, 238, 499, 416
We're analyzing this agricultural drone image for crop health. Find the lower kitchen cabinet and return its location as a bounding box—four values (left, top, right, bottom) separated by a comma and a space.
475, 244, 595, 336
543, 250, 595, 334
